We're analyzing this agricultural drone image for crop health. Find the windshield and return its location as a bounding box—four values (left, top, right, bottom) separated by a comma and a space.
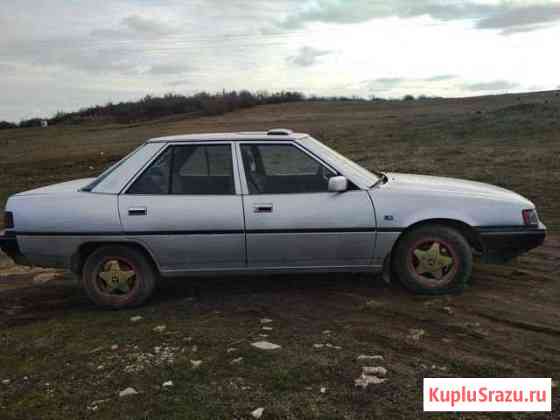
301, 137, 380, 188
81, 144, 146, 192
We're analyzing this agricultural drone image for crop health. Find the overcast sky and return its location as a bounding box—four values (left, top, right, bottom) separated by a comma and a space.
1, 0, 560, 121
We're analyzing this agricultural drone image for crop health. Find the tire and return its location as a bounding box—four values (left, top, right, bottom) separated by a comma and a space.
81, 245, 157, 309
392, 225, 472, 295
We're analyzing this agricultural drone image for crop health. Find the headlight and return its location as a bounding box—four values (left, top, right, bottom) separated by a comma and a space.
3, 211, 14, 229
522, 209, 538, 227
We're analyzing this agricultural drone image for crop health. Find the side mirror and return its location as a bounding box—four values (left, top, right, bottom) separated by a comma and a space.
328, 176, 348, 192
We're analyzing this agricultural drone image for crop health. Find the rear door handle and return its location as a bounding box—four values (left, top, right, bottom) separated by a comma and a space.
254, 203, 273, 213
128, 207, 147, 216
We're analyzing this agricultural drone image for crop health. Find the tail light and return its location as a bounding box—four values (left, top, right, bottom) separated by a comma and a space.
3, 211, 14, 229
522, 209, 538, 227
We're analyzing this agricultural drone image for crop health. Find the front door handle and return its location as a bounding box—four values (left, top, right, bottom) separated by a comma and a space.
254, 203, 273, 213
128, 207, 147, 216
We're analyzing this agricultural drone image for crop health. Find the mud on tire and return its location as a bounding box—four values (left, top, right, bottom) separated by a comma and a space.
392, 225, 473, 295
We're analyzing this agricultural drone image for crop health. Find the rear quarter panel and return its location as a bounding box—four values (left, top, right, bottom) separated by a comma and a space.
7, 193, 121, 267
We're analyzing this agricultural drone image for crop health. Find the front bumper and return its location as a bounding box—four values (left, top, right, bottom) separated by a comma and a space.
0, 231, 29, 265
477, 225, 546, 263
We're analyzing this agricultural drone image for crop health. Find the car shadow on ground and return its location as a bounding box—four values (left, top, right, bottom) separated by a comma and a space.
154, 272, 391, 303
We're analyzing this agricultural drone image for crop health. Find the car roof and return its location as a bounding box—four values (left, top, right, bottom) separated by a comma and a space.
147, 130, 309, 143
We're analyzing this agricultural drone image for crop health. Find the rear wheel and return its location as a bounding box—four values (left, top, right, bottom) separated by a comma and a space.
82, 245, 157, 309
393, 225, 472, 294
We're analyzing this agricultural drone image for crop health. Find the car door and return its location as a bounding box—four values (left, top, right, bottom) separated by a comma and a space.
118, 142, 245, 273
237, 142, 376, 269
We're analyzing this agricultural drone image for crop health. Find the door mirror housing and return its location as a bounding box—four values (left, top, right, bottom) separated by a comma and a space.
328, 176, 348, 193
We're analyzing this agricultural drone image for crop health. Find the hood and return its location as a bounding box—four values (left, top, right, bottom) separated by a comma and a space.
15, 178, 96, 196
383, 172, 531, 205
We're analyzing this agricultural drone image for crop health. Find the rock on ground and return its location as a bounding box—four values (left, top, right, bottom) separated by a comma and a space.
355, 374, 386, 388
251, 407, 264, 419
162, 381, 174, 387
409, 328, 425, 341
442, 306, 454, 315
119, 387, 138, 397
362, 366, 387, 376
251, 341, 281, 350
357, 355, 384, 361
153, 325, 166, 333
130, 316, 143, 322
32, 271, 63, 285
190, 360, 202, 368
260, 318, 273, 324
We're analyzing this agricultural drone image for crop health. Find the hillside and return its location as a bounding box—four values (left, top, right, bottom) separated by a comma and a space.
1, 90, 559, 230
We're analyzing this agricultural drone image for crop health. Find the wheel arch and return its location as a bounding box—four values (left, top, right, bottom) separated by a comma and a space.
70, 240, 161, 276
399, 218, 483, 252
382, 218, 483, 275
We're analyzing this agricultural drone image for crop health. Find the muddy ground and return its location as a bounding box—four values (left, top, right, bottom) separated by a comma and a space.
0, 236, 558, 419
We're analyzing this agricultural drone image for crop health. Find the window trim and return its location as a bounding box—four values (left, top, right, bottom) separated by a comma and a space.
122, 142, 240, 196
235, 141, 340, 196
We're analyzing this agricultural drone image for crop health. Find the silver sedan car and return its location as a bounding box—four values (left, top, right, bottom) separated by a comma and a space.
0, 129, 546, 308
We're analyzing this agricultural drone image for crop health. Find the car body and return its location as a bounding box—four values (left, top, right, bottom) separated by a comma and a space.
0, 129, 546, 307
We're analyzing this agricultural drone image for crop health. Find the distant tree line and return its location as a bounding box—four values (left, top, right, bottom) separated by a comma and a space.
1, 90, 305, 129
0, 90, 440, 129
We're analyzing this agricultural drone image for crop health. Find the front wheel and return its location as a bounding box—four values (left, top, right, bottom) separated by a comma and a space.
82, 245, 157, 309
392, 225, 473, 294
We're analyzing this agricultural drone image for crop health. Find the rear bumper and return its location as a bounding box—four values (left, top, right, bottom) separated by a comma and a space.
0, 231, 29, 265
477, 226, 546, 263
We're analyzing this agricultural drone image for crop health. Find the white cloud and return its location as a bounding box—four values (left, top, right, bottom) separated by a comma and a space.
288, 46, 332, 67
279, 0, 560, 35
91, 14, 178, 39
462, 80, 519, 91
146, 64, 191, 75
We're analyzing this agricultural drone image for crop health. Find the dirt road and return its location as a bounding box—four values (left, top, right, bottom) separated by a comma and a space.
0, 236, 558, 419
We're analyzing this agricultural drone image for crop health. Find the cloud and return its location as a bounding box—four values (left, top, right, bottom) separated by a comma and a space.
167, 80, 191, 87
365, 78, 406, 91
279, 0, 560, 35
0, 63, 16, 74
462, 80, 519, 91
147, 64, 190, 76
424, 74, 457, 82
364, 75, 457, 92
287, 46, 332, 67
476, 3, 560, 34
91, 14, 177, 40
0, 37, 141, 75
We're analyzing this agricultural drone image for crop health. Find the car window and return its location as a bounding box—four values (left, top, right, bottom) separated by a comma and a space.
127, 144, 235, 195
126, 147, 172, 195
172, 145, 234, 194
241, 144, 336, 194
